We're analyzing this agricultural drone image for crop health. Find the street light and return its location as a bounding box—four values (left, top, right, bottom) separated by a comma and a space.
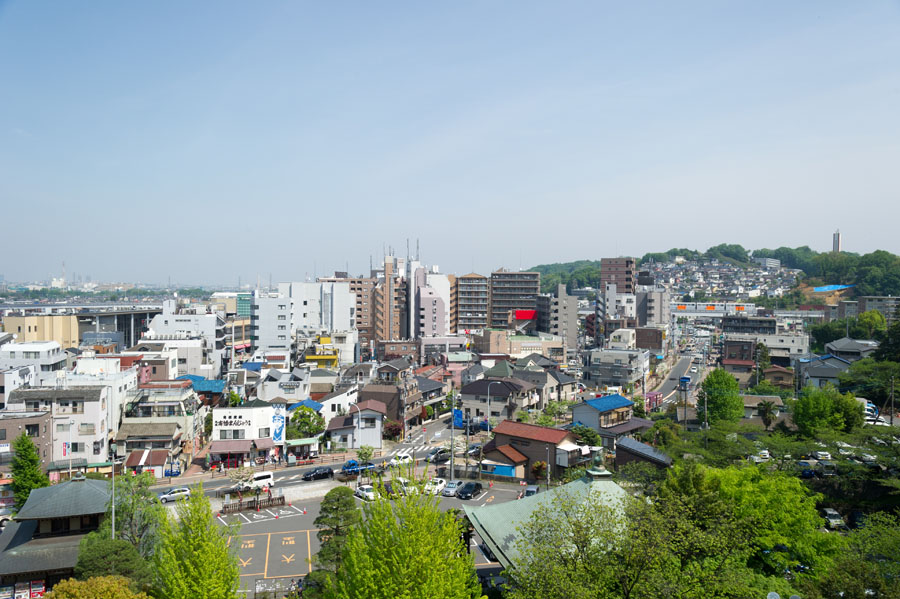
485, 381, 502, 433
349, 403, 361, 451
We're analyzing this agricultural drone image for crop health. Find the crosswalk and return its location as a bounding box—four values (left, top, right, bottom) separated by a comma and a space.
385, 445, 432, 457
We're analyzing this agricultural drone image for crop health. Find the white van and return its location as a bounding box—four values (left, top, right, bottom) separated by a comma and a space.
244, 471, 275, 491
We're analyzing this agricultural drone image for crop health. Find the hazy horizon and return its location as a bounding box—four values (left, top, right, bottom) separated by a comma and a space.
2, 2, 898, 285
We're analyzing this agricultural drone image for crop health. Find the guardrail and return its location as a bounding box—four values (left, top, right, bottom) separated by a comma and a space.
221, 495, 286, 514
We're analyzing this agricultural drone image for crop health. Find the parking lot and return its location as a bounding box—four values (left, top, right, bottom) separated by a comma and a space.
222, 479, 519, 593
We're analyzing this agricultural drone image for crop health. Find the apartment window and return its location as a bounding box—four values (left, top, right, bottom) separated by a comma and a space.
0, 430, 5, 441
278, 305, 286, 310
25, 401, 39, 411
258, 427, 270, 438
362, 417, 377, 429
152, 367, 157, 375
278, 325, 286, 331
70, 442, 84, 453
56, 423, 70, 433
278, 335, 286, 340
7, 352, 14, 358
331, 404, 337, 412
277, 315, 286, 320
79, 423, 95, 435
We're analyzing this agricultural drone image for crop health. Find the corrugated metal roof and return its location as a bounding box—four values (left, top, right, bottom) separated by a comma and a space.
15, 478, 109, 521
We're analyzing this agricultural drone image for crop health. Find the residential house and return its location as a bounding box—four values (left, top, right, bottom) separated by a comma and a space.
571, 394, 653, 449
458, 378, 537, 424
489, 420, 593, 479
325, 399, 386, 450
0, 341, 66, 385
120, 381, 206, 467
0, 411, 52, 474
614, 437, 672, 470
762, 365, 794, 390
583, 348, 651, 392
824, 337, 879, 363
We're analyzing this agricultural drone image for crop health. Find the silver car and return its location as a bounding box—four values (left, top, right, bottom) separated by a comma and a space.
442, 479, 464, 497
158, 487, 191, 504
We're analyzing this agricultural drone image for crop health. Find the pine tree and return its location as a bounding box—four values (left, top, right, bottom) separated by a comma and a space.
153, 484, 240, 599
11, 432, 49, 510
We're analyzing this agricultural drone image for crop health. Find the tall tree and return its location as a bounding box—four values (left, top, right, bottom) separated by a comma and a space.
10, 432, 49, 510
288, 406, 326, 439
857, 309, 887, 340
838, 358, 900, 406
875, 308, 900, 362
96, 471, 166, 557
306, 487, 361, 597
325, 492, 481, 599
791, 385, 863, 437
44, 576, 150, 599
75, 535, 154, 591
757, 400, 778, 431
698, 368, 743, 425
153, 484, 240, 599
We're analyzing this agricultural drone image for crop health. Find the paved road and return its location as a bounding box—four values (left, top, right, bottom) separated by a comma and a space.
221, 477, 522, 595
656, 356, 693, 400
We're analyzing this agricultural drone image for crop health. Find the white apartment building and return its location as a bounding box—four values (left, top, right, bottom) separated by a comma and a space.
0, 341, 67, 385
277, 282, 356, 333
65, 355, 139, 438
147, 300, 226, 375
138, 334, 212, 378
0, 365, 37, 410
251, 292, 292, 354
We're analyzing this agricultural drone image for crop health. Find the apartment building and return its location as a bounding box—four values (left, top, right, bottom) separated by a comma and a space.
276, 281, 356, 332
858, 296, 900, 325
0, 341, 67, 385
0, 411, 52, 474
320, 273, 377, 359
0, 365, 36, 410
147, 301, 226, 376
536, 284, 579, 354
373, 258, 409, 343
489, 270, 540, 328
251, 291, 292, 354
601, 257, 636, 294
452, 273, 489, 333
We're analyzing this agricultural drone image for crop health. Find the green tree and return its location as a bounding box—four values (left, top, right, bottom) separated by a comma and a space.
10, 432, 49, 510
204, 411, 213, 438
875, 308, 900, 361
227, 391, 241, 407
791, 385, 863, 437
857, 309, 887, 339
755, 342, 771, 371
356, 445, 373, 465
45, 576, 150, 599
757, 400, 778, 431
325, 492, 481, 598
698, 368, 743, 425
306, 487, 361, 596
838, 358, 900, 406
75, 535, 153, 591
570, 425, 602, 447
97, 472, 166, 557
153, 484, 240, 599
288, 406, 326, 439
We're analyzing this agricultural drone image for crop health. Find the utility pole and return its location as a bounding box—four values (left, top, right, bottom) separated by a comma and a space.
891, 376, 895, 428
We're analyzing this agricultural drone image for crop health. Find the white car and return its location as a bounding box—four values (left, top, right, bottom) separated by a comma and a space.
388, 454, 414, 468
442, 480, 464, 497
158, 487, 191, 504
354, 484, 376, 501
866, 416, 889, 426
423, 478, 447, 495
757, 449, 770, 460
811, 451, 832, 461
394, 477, 418, 495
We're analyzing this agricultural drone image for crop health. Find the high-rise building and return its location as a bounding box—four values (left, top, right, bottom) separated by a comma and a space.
600, 257, 636, 294
277, 281, 356, 332
536, 284, 579, 353
373, 256, 408, 342
489, 270, 540, 328
833, 229, 842, 253
320, 274, 376, 359
452, 273, 489, 332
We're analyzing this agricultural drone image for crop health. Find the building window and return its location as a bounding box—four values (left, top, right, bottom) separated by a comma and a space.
56, 422, 70, 433
278, 315, 286, 320
362, 417, 377, 429
0, 429, 5, 441
25, 424, 39, 437
258, 428, 270, 438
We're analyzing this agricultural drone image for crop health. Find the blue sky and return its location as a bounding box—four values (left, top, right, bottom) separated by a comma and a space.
1, 1, 898, 285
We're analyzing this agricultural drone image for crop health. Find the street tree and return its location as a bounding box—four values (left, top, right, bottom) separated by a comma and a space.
75, 536, 153, 591
227, 391, 241, 407
306, 487, 361, 597
325, 492, 481, 599
10, 432, 49, 510
756, 342, 771, 371
356, 444, 374, 465
698, 368, 743, 425
153, 484, 240, 599
288, 406, 326, 439
45, 576, 150, 599
95, 471, 166, 557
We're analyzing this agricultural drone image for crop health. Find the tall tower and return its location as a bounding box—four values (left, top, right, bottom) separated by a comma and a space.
833, 229, 842, 253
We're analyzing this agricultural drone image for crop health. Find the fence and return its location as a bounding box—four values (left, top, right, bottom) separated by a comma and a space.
221, 495, 286, 514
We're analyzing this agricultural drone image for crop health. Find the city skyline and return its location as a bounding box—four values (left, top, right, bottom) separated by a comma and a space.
1, 2, 898, 284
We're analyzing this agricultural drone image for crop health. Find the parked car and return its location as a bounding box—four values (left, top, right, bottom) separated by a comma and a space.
301, 466, 333, 481
395, 477, 418, 495
425, 448, 451, 463
757, 449, 771, 460
457, 481, 484, 500
796, 460, 815, 479
423, 478, 447, 495
241, 471, 276, 491
442, 479, 464, 497
467, 444, 482, 457
524, 485, 540, 497
811, 451, 832, 461
354, 485, 376, 501
815, 461, 837, 477
158, 487, 191, 504
822, 508, 847, 530
388, 454, 413, 468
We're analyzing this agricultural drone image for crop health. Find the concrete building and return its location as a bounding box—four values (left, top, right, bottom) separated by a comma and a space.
858, 296, 900, 325
601, 257, 636, 294
727, 333, 810, 367
319, 274, 377, 359
471, 329, 565, 362
0, 341, 67, 385
121, 381, 206, 465
1, 314, 80, 349
63, 355, 139, 440
833, 229, 842, 253
373, 257, 409, 344
489, 270, 540, 329
209, 399, 287, 467
0, 411, 52, 474
607, 328, 636, 350
7, 386, 110, 480
536, 284, 579, 354
452, 273, 489, 333
753, 257, 781, 269
635, 287, 670, 328
0, 365, 37, 411
584, 348, 651, 392
277, 281, 356, 333
147, 300, 226, 376
251, 291, 292, 355
722, 315, 777, 335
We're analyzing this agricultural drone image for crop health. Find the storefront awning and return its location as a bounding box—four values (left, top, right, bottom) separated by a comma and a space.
254, 438, 276, 450
210, 440, 252, 453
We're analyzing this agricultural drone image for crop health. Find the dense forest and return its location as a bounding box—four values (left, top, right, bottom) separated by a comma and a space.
532, 245, 900, 296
